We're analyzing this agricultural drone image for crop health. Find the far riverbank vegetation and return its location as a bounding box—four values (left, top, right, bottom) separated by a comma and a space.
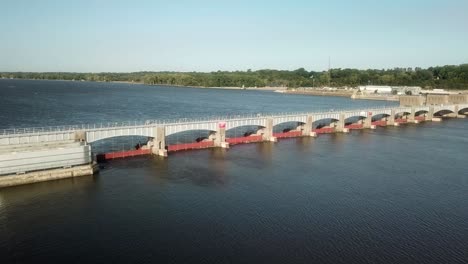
1, 64, 467, 89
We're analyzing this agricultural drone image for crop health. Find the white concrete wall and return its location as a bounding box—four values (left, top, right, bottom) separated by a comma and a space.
0, 143, 92, 175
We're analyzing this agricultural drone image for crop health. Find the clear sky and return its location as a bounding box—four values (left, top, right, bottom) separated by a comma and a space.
1, 0, 467, 72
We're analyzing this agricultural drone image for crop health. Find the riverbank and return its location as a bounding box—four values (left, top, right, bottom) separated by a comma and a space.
283, 89, 402, 102
283, 89, 354, 97
0, 163, 98, 188
1, 78, 287, 91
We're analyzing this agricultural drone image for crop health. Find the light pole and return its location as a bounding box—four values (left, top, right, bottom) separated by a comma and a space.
310, 75, 315, 88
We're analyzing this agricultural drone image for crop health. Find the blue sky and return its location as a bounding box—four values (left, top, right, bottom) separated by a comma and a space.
1, 0, 467, 72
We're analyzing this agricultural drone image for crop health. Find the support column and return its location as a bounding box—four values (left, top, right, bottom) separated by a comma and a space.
363, 112, 373, 129
388, 110, 397, 126
454, 105, 465, 118
262, 118, 277, 142
150, 127, 167, 157
427, 106, 434, 120
336, 113, 348, 133
409, 107, 416, 123
302, 115, 315, 136
214, 123, 229, 148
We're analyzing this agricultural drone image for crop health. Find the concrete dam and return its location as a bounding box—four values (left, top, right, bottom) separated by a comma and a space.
1, 103, 467, 188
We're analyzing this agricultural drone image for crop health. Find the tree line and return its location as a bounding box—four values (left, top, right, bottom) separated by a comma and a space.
1, 64, 467, 89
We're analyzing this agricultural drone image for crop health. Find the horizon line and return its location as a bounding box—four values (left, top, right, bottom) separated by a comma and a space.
1, 63, 467, 74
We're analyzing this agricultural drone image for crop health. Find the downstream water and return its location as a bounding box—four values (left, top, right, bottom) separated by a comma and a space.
1, 79, 467, 263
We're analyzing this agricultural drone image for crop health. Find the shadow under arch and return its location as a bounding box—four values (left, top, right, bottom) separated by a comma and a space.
165, 129, 216, 145
394, 111, 411, 119
371, 113, 390, 122
458, 107, 468, 115
90, 135, 151, 154
434, 109, 455, 117
273, 121, 304, 133
313, 118, 339, 129
344, 115, 367, 126
415, 110, 428, 116
226, 125, 264, 138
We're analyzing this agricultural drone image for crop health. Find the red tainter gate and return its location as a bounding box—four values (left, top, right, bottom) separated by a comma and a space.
395, 118, 408, 124
168, 141, 214, 152
273, 131, 303, 138
345, 124, 363, 130
97, 148, 151, 161
372, 120, 387, 127
226, 135, 263, 145
313, 128, 335, 134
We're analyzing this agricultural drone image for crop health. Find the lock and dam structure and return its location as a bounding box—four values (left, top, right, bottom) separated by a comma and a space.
1, 102, 468, 188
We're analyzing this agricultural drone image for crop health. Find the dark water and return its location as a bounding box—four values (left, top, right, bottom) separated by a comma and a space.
1, 79, 467, 263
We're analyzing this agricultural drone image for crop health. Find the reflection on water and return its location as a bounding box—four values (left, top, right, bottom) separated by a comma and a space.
0, 176, 96, 210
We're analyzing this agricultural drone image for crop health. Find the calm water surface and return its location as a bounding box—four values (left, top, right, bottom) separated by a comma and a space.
0, 79, 467, 263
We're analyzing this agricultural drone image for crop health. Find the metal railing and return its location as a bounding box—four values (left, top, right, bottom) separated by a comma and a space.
0, 105, 419, 136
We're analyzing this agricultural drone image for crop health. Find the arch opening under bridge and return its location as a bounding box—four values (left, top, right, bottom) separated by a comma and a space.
165, 129, 216, 145
458, 107, 468, 115
434, 109, 455, 117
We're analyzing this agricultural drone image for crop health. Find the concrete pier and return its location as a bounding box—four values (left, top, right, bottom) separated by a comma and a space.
262, 118, 277, 142
149, 127, 168, 157
363, 114, 372, 129
302, 115, 313, 136
409, 107, 416, 123
214, 123, 229, 149
335, 113, 346, 132
388, 110, 396, 126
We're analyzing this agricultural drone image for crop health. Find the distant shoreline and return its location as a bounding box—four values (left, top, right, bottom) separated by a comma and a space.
0, 77, 287, 91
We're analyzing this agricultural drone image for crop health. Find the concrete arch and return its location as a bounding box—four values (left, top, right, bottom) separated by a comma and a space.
272, 115, 308, 126
86, 126, 155, 143
165, 129, 216, 144
458, 107, 468, 115
343, 111, 369, 120
225, 118, 267, 131
394, 111, 411, 118
273, 121, 304, 133
415, 110, 428, 116
344, 115, 366, 123
433, 105, 456, 114
371, 109, 392, 117
371, 113, 390, 122
165, 122, 218, 136
313, 118, 339, 129
225, 125, 264, 137
88, 134, 150, 144
434, 109, 455, 117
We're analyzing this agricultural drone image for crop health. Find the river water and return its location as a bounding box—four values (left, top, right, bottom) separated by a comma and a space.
0, 79, 467, 263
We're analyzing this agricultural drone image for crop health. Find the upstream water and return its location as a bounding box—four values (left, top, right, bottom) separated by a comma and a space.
0, 79, 467, 263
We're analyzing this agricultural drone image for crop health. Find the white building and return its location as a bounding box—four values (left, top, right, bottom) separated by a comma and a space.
358, 85, 393, 94
358, 85, 422, 95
